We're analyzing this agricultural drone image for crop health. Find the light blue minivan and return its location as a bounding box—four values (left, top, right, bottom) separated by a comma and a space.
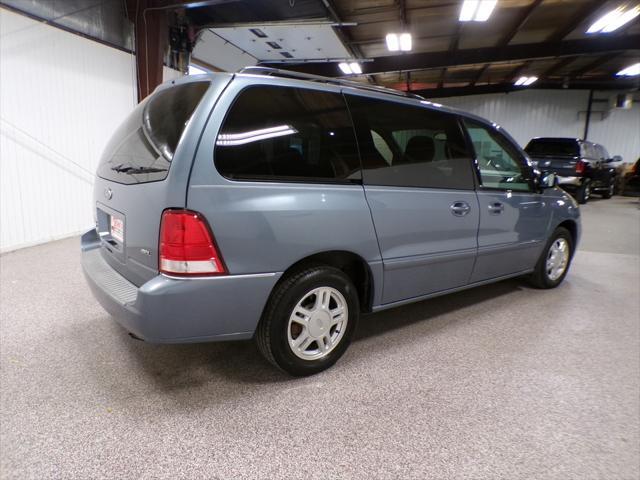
82, 67, 580, 375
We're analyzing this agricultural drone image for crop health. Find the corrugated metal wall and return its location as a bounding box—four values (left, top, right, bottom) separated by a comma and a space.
435, 89, 640, 163
0, 8, 180, 252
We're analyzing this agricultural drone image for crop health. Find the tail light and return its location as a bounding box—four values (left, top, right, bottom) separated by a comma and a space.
159, 210, 226, 276
575, 160, 586, 174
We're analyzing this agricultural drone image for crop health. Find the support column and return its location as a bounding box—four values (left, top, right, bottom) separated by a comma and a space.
126, 0, 169, 102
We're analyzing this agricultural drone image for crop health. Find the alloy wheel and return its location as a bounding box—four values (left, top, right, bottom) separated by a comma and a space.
287, 287, 348, 361
546, 238, 569, 281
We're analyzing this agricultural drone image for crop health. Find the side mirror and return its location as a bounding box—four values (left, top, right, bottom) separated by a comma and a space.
540, 171, 557, 189
609, 155, 623, 163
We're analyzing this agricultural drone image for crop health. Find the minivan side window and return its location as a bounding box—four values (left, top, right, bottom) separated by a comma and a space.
346, 95, 475, 190
215, 86, 360, 182
463, 119, 532, 192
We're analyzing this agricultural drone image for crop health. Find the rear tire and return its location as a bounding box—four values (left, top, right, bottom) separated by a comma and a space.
575, 180, 591, 204
529, 227, 573, 289
601, 178, 615, 199
255, 266, 359, 376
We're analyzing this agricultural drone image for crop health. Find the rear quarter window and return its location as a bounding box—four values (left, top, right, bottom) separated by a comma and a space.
214, 85, 361, 183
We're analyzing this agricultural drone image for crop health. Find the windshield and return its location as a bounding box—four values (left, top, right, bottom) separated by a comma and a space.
525, 139, 579, 157
97, 81, 209, 184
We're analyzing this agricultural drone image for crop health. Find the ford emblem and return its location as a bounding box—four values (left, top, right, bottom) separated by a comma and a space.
104, 187, 113, 200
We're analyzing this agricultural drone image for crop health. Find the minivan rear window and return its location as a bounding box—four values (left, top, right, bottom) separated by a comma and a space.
525, 139, 579, 157
97, 81, 209, 184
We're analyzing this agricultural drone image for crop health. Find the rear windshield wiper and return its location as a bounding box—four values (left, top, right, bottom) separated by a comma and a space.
111, 164, 167, 174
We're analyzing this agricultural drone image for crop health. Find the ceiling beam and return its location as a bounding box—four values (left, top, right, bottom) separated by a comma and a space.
541, 56, 577, 79
396, 0, 407, 28
499, 0, 544, 46
571, 53, 621, 78
413, 78, 640, 98
265, 35, 640, 77
449, 23, 461, 53
506, 60, 532, 83
469, 64, 488, 87
547, 0, 603, 41
350, 33, 450, 46
320, 0, 378, 84
437, 67, 447, 89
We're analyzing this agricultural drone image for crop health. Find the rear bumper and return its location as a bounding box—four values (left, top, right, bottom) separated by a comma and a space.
557, 176, 584, 188
81, 229, 281, 343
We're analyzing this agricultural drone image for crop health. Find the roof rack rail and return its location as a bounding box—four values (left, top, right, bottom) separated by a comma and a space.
239, 66, 425, 101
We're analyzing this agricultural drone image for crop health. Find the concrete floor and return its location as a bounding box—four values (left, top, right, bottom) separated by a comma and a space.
1, 197, 639, 479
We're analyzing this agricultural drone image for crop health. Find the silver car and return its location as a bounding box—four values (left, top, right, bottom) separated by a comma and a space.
82, 67, 581, 376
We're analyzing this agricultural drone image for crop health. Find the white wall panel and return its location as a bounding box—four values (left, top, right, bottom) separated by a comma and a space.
435, 89, 640, 163
0, 8, 185, 252
588, 105, 640, 161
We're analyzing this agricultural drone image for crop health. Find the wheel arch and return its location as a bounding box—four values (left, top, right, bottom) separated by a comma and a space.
556, 219, 578, 257
275, 250, 375, 313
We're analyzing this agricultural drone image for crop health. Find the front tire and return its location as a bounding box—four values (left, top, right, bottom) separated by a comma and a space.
529, 227, 573, 289
255, 266, 359, 376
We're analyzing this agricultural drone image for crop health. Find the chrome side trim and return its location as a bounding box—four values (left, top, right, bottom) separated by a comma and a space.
384, 248, 478, 271
477, 240, 542, 255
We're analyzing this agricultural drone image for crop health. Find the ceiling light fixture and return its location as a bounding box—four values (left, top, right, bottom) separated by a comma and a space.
386, 33, 399, 51
399, 33, 412, 51
586, 4, 640, 34
616, 63, 640, 76
338, 62, 363, 75
459, 0, 498, 22
386, 33, 412, 52
514, 76, 538, 86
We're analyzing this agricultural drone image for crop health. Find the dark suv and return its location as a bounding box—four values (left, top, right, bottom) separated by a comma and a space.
525, 138, 619, 204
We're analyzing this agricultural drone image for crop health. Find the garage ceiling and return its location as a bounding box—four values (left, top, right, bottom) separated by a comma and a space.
252, 0, 640, 96
3, 0, 639, 96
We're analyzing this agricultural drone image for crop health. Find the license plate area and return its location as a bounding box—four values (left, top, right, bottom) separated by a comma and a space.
96, 204, 125, 259
110, 216, 124, 243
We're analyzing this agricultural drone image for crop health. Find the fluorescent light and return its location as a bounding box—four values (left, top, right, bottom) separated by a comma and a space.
386, 33, 399, 51
459, 0, 479, 21
587, 8, 623, 33
399, 33, 412, 51
386, 33, 412, 51
617, 63, 640, 76
475, 0, 497, 21
459, 0, 497, 22
338, 62, 352, 74
338, 62, 362, 74
603, 5, 640, 32
217, 125, 298, 146
349, 62, 362, 74
514, 76, 538, 86
587, 4, 640, 34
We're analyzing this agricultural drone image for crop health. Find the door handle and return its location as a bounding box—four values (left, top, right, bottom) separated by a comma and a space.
450, 201, 471, 217
488, 202, 504, 214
